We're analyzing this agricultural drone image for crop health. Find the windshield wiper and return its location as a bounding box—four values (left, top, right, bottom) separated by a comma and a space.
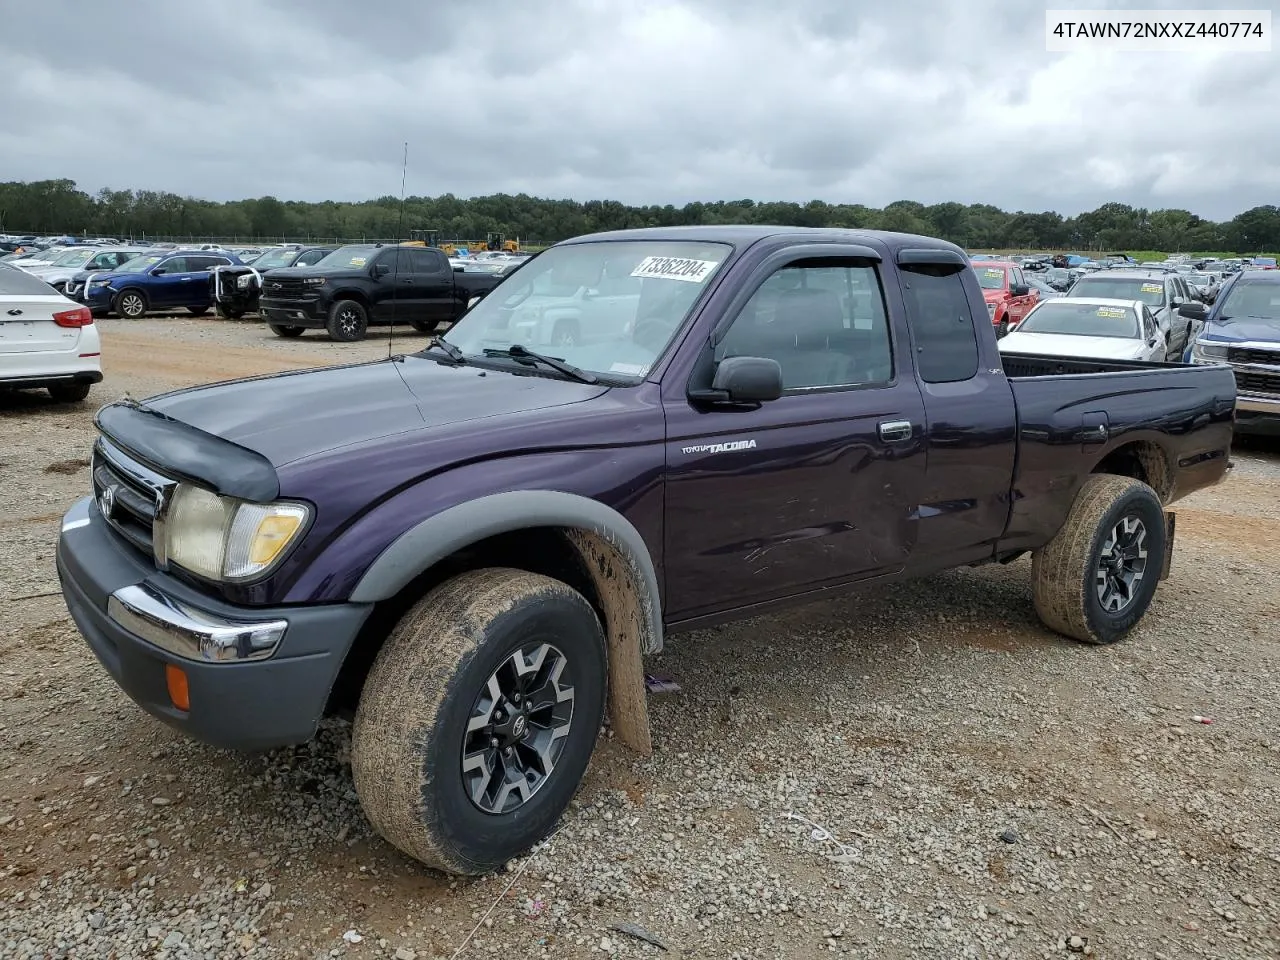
482, 344, 599, 384
425, 336, 466, 363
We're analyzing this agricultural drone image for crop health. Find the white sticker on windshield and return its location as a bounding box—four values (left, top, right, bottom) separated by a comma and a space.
1140, 283, 1162, 293
609, 362, 649, 376
630, 256, 719, 283
984, 269, 1004, 278
1096, 307, 1127, 319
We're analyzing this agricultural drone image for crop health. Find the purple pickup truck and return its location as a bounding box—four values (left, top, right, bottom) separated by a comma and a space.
56, 226, 1236, 875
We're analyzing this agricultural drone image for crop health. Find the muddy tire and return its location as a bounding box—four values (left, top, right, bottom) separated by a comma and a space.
268, 324, 305, 338
1032, 474, 1166, 645
351, 568, 607, 875
326, 299, 368, 342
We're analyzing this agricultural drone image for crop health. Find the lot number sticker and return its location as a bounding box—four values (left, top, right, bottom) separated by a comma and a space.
1096, 307, 1127, 318
984, 269, 1005, 278
631, 256, 719, 283
1140, 283, 1162, 293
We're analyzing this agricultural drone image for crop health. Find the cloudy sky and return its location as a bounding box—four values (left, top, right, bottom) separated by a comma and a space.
3, 0, 1278, 219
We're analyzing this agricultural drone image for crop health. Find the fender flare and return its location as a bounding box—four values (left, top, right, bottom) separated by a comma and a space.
349, 490, 664, 655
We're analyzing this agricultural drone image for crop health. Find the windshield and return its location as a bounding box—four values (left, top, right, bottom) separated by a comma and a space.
252, 248, 303, 269
50, 248, 95, 266
1018, 302, 1140, 338
314, 245, 379, 270
116, 254, 163, 273
1070, 277, 1165, 307
1216, 282, 1280, 321
973, 267, 1008, 290
443, 240, 732, 380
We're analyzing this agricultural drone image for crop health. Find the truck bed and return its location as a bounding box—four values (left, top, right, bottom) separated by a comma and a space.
996, 352, 1237, 553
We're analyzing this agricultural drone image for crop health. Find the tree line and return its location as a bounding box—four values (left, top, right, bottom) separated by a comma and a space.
3, 178, 1279, 254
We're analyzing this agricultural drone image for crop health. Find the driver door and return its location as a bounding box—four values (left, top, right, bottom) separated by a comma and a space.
662, 249, 927, 622
146, 257, 193, 307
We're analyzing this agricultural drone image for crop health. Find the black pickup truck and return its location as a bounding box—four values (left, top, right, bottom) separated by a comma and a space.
56, 227, 1235, 876
257, 243, 504, 341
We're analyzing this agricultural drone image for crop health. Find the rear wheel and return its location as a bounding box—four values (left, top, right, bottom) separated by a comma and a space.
996, 318, 1009, 339
268, 324, 305, 338
410, 318, 440, 334
114, 288, 148, 319
48, 382, 91, 403
351, 568, 607, 875
326, 299, 368, 341
1032, 474, 1166, 645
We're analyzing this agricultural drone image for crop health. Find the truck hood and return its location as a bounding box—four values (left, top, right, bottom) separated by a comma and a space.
999, 331, 1146, 360
1200, 315, 1280, 343
140, 355, 609, 467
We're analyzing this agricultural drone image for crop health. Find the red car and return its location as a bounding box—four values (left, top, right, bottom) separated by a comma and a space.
972, 261, 1039, 337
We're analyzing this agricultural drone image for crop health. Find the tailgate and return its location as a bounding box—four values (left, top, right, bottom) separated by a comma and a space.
0, 294, 82, 355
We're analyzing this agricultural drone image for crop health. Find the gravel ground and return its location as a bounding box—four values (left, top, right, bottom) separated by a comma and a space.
2, 316, 1278, 959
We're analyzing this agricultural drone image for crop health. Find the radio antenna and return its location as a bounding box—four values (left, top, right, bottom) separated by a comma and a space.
389, 140, 409, 359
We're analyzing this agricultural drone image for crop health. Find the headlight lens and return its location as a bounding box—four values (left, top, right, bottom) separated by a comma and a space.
1191, 340, 1228, 361
91, 279, 113, 287
236, 274, 253, 288
163, 483, 310, 582
303, 277, 326, 286
986, 303, 997, 315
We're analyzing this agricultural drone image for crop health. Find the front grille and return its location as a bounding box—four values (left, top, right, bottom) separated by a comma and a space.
91, 440, 175, 559
1233, 369, 1280, 398
262, 278, 310, 298
1227, 346, 1280, 366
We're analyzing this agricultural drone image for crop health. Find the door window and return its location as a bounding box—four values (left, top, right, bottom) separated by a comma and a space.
900, 264, 980, 383
158, 257, 189, 273
716, 259, 893, 390
407, 248, 441, 273
296, 249, 328, 267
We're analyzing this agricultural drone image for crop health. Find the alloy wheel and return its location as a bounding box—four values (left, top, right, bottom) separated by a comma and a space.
461, 642, 575, 815
1095, 515, 1148, 613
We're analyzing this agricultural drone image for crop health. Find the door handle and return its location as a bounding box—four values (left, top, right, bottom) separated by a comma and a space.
878, 419, 913, 442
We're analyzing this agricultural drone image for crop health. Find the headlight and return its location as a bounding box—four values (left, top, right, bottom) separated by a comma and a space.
161, 483, 311, 582
91, 278, 113, 287
236, 274, 253, 288
1191, 340, 1227, 362
303, 277, 326, 286
986, 303, 997, 315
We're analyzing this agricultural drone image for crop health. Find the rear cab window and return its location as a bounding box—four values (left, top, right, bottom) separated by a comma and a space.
900, 264, 980, 383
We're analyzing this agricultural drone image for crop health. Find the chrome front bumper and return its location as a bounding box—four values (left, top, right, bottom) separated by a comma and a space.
1236, 394, 1280, 414
106, 583, 287, 663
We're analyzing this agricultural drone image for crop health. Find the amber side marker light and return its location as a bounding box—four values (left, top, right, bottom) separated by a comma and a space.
165, 664, 190, 711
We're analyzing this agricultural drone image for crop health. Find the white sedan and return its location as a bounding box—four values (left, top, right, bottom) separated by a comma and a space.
1000, 297, 1167, 362
0, 262, 102, 403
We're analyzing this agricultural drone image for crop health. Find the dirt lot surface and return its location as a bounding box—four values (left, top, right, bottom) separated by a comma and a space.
2, 317, 1279, 960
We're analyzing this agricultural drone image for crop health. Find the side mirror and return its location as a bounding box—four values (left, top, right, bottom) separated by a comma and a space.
150, 267, 167, 275
1010, 283, 1030, 296
374, 263, 391, 277
1178, 302, 1208, 320
702, 356, 783, 404
453, 264, 464, 272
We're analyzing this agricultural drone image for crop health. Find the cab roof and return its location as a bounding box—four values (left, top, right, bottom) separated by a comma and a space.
557, 225, 965, 257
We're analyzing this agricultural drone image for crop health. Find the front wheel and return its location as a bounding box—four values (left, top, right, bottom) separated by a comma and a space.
326, 299, 368, 342
268, 324, 305, 338
114, 288, 148, 319
1032, 474, 1166, 645
351, 568, 607, 875
187, 305, 209, 316
216, 303, 245, 320
995, 319, 1009, 339
410, 318, 440, 334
